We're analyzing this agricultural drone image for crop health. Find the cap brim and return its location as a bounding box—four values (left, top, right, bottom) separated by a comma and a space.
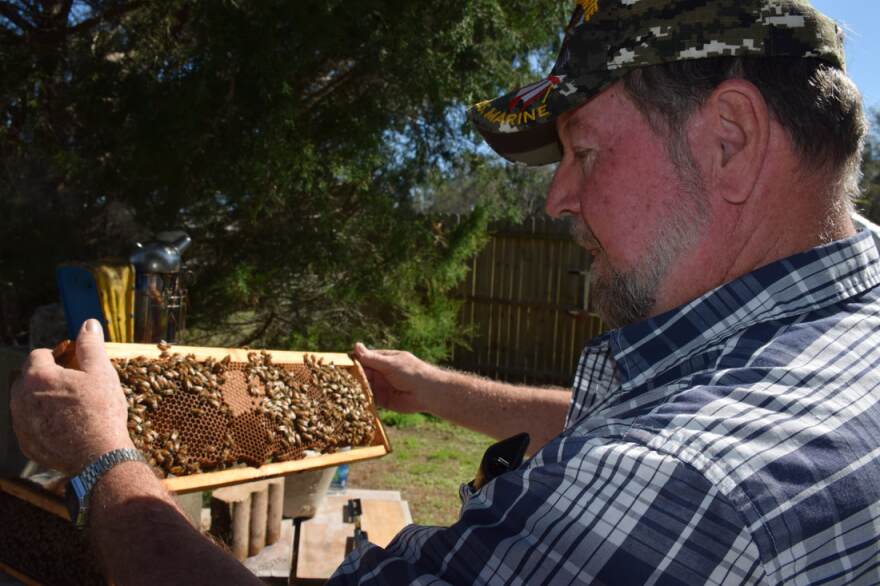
469, 83, 567, 166
469, 71, 614, 166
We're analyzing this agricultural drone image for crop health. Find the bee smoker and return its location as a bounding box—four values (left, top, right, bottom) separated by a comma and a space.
129, 233, 191, 343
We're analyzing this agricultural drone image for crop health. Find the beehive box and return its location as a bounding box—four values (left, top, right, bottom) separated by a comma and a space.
0, 478, 103, 585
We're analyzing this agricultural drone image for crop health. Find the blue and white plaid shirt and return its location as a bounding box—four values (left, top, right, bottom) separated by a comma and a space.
331, 219, 880, 585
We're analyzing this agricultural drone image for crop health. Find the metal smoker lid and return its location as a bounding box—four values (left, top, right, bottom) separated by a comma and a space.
129, 234, 192, 273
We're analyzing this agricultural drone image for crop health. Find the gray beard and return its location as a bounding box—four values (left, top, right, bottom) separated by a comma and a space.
571, 196, 703, 329
568, 133, 708, 329
591, 249, 664, 329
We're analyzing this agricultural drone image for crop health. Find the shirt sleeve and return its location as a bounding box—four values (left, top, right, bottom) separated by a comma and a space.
327, 437, 765, 585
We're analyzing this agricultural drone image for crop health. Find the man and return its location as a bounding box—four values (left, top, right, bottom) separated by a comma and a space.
11, 0, 880, 584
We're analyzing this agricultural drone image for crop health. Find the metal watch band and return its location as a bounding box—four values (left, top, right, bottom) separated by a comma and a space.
68, 447, 145, 528
77, 447, 146, 496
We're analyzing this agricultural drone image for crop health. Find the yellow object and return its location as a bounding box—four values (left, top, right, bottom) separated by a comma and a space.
92, 262, 135, 343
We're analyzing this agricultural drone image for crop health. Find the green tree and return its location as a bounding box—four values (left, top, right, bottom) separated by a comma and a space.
0, 0, 565, 356
416, 155, 554, 221
859, 109, 880, 224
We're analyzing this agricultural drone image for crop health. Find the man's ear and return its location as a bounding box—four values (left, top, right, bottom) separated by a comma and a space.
692, 79, 770, 205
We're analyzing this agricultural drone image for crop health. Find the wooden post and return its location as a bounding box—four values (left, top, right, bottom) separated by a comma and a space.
266, 479, 284, 545
232, 497, 252, 561
212, 482, 266, 561
248, 489, 268, 556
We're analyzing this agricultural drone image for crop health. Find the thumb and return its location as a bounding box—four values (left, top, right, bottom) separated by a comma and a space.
75, 319, 111, 374
353, 343, 394, 370
353, 342, 375, 365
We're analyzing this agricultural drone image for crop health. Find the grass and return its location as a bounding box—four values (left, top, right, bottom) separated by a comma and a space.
347, 411, 492, 526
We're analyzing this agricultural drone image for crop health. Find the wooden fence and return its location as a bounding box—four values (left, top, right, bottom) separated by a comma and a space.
448, 216, 604, 387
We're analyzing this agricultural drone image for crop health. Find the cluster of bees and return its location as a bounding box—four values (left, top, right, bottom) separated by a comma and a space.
304, 353, 376, 449
114, 346, 375, 477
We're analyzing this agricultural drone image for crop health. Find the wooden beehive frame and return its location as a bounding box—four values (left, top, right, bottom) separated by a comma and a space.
19, 342, 390, 500
104, 343, 391, 494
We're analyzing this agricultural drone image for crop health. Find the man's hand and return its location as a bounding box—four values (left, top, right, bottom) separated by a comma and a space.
353, 343, 439, 414
11, 319, 134, 475
353, 342, 571, 449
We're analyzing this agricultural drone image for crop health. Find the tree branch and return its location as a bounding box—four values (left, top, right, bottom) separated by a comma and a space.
5, 0, 147, 46
63, 0, 144, 35
0, 3, 34, 31
302, 66, 357, 112
235, 310, 277, 347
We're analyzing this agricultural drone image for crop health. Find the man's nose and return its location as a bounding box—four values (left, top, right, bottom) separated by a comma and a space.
545, 164, 581, 219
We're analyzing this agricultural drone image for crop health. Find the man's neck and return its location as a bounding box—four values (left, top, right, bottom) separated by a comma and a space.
648, 191, 855, 320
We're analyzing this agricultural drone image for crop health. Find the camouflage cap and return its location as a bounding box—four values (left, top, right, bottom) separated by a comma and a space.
470, 0, 844, 166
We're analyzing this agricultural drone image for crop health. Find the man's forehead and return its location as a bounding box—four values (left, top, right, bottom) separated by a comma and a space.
556, 83, 622, 139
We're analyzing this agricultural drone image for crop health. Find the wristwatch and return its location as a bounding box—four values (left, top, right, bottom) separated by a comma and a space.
65, 448, 145, 528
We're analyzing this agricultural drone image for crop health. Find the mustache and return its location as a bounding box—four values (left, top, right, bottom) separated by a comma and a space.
569, 217, 601, 250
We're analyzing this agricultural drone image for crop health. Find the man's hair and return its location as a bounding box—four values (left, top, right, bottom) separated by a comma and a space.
623, 57, 867, 203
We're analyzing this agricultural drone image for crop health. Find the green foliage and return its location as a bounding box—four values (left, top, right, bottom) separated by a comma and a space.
378, 409, 432, 429
416, 156, 555, 221
859, 109, 880, 224
0, 0, 566, 353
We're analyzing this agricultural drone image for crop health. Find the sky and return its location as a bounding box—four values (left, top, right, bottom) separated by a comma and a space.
811, 0, 880, 110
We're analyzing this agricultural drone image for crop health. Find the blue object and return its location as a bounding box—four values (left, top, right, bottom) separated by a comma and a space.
331, 464, 349, 491
56, 265, 107, 340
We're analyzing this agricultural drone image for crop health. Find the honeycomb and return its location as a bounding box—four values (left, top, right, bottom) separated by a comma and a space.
0, 489, 104, 585
115, 349, 376, 477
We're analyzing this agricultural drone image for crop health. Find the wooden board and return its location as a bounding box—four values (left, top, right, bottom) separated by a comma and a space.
359, 499, 414, 548
165, 446, 389, 494
0, 478, 68, 520
296, 490, 412, 580
48, 342, 392, 495
0, 561, 41, 586
102, 343, 356, 368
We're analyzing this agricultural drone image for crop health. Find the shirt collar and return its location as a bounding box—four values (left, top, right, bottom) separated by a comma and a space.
605, 226, 880, 391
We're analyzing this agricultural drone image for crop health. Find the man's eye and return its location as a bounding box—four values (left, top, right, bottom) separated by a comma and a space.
574, 149, 595, 173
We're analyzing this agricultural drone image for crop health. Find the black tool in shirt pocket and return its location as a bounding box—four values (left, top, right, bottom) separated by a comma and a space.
468, 432, 531, 492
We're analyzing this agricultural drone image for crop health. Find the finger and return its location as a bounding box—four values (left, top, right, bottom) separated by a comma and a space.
371, 349, 405, 357
75, 319, 113, 375
15, 349, 63, 394
354, 342, 404, 358
21, 348, 60, 375
353, 343, 402, 371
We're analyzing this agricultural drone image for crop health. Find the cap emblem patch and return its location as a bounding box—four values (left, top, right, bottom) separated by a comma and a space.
577, 0, 599, 23
508, 75, 564, 113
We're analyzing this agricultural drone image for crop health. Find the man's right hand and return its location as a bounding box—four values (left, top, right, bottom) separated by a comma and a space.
10, 319, 134, 476
352, 343, 439, 414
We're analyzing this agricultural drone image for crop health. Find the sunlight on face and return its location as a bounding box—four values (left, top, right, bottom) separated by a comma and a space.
571, 150, 706, 329
550, 86, 710, 328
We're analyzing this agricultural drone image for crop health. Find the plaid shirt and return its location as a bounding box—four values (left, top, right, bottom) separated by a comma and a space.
330, 219, 880, 585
